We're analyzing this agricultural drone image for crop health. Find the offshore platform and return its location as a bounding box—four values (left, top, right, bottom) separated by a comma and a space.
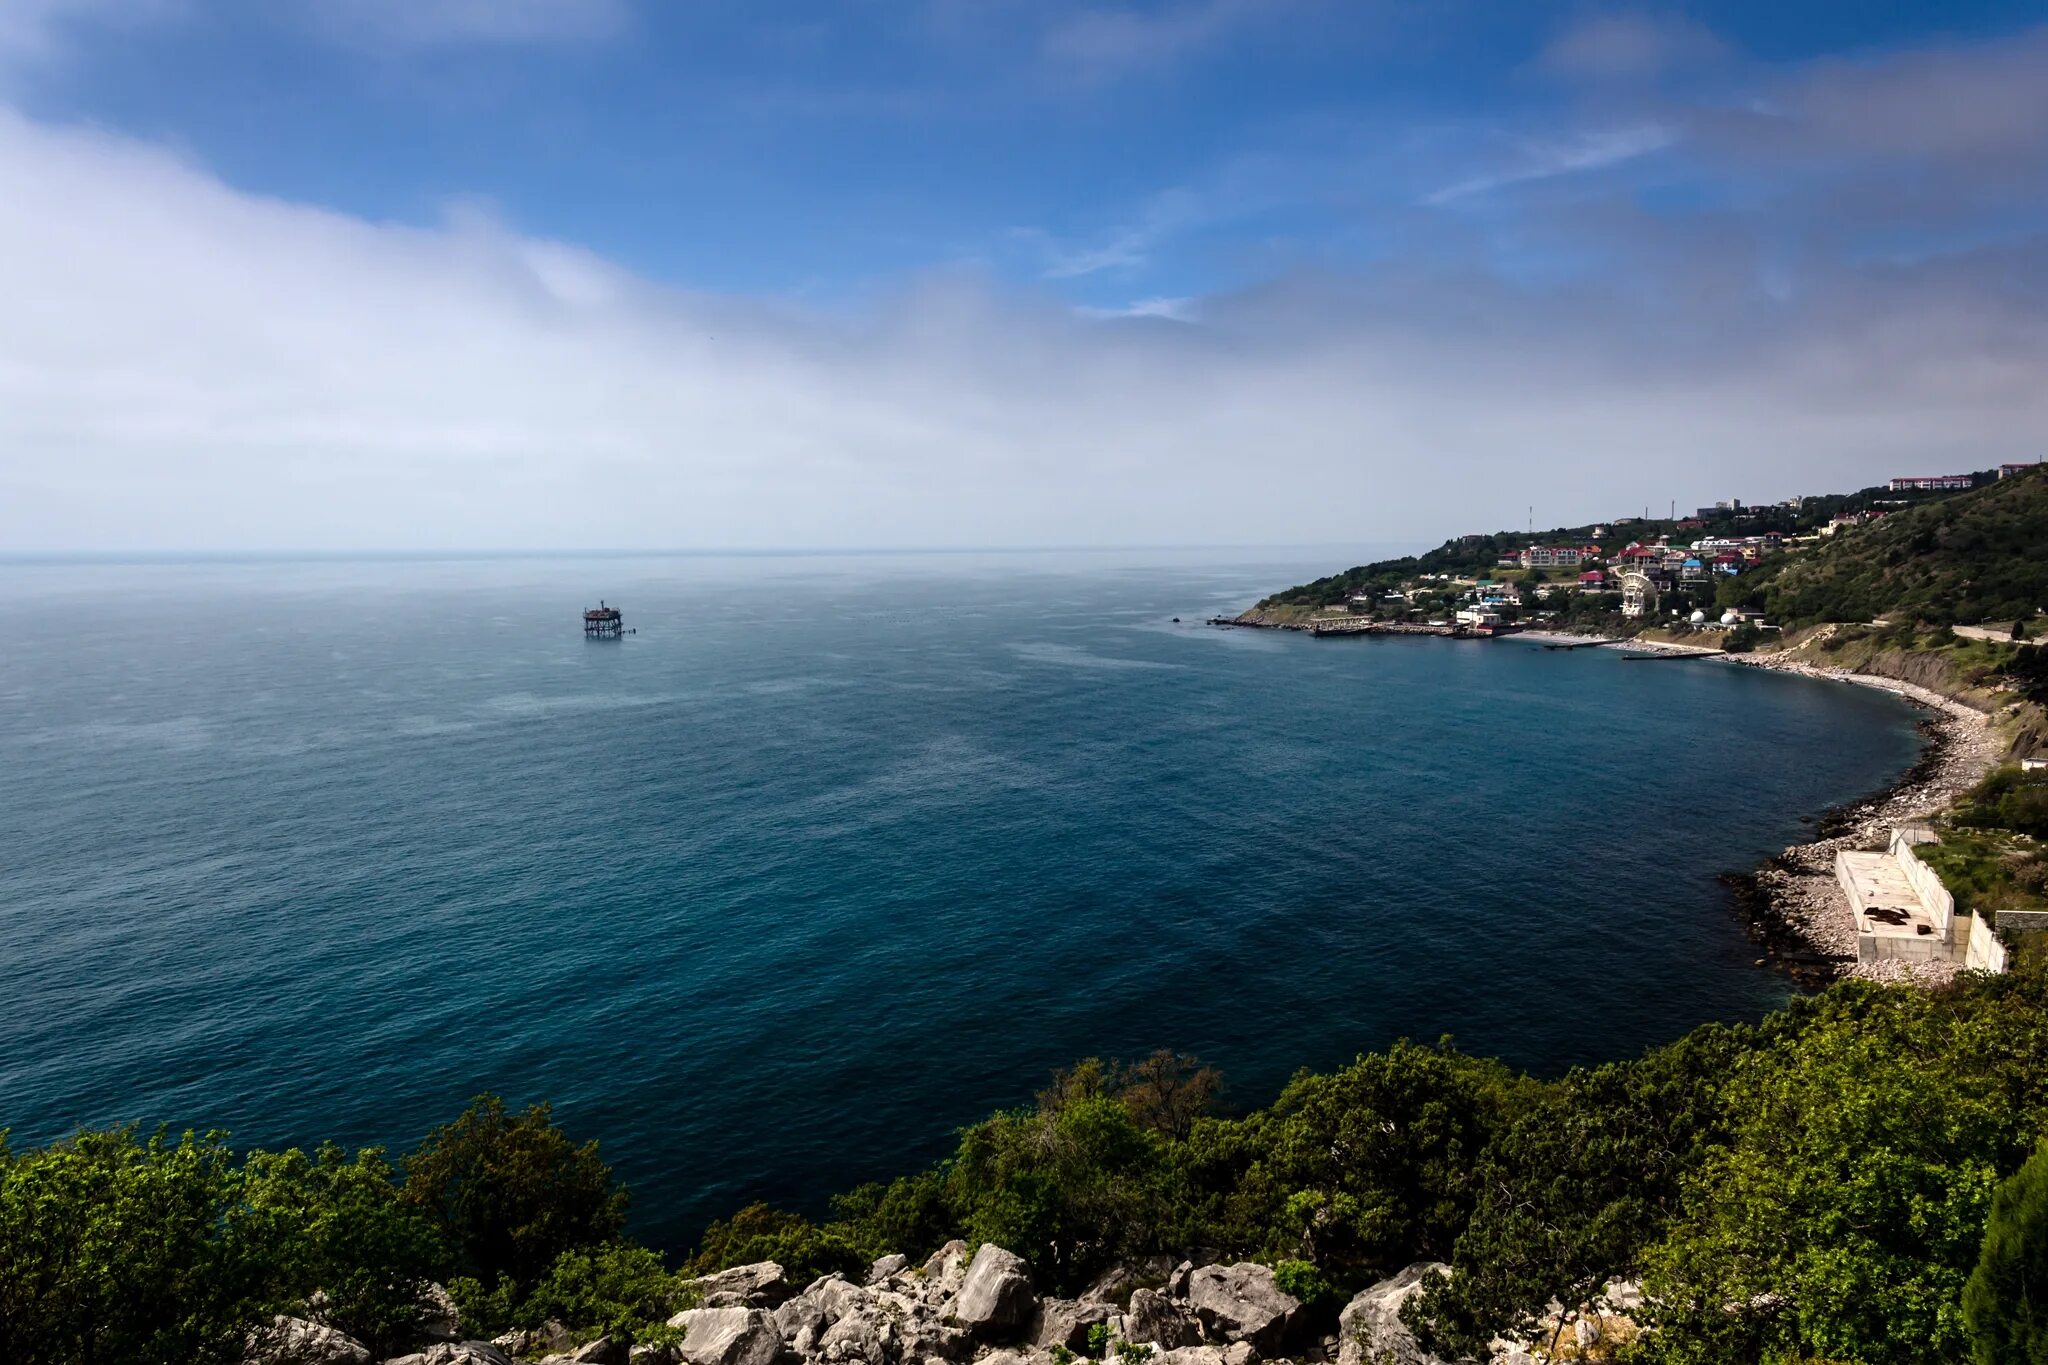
582, 601, 624, 638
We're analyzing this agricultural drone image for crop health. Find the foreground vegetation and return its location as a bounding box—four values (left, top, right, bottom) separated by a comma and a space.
10, 967, 2048, 1364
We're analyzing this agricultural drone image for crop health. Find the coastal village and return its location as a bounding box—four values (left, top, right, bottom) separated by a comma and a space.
1234, 461, 2044, 643
1236, 463, 2048, 992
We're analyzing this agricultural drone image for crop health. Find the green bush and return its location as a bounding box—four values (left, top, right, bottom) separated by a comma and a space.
402, 1096, 627, 1296
1964, 1140, 2048, 1364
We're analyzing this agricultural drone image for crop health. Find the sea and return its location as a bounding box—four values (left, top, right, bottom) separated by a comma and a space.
0, 549, 1926, 1250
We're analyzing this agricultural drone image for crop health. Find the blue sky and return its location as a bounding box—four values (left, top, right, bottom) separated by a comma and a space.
2, 1, 2046, 550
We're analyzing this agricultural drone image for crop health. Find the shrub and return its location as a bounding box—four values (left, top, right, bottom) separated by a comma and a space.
402, 1096, 627, 1295
686, 1203, 863, 1284
1964, 1140, 2048, 1364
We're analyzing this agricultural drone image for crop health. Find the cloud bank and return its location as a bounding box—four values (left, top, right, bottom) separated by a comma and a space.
2, 20, 2047, 553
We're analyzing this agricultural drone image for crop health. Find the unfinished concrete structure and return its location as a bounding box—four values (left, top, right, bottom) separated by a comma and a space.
1835, 827, 2006, 973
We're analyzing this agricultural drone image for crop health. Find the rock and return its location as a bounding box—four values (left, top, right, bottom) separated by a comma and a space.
1151, 1347, 1255, 1365
1080, 1256, 1178, 1307
894, 1317, 971, 1363
1030, 1298, 1118, 1352
417, 1285, 463, 1342
868, 1253, 910, 1284
803, 1275, 874, 1325
819, 1309, 887, 1362
1337, 1263, 1450, 1365
493, 1323, 573, 1359
1184, 1263, 1301, 1355
245, 1316, 372, 1365
920, 1241, 971, 1304
948, 1245, 1036, 1337
664, 1307, 782, 1365
627, 1347, 678, 1365
683, 1262, 794, 1309
537, 1338, 628, 1365
380, 1345, 513, 1365
976, 1351, 1055, 1365
774, 1293, 828, 1349
1124, 1288, 1203, 1349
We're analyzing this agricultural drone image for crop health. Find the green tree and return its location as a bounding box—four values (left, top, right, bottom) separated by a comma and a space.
0, 1127, 255, 1365
515, 1243, 682, 1341
402, 1096, 627, 1296
235, 1143, 448, 1356
1964, 1140, 2048, 1364
685, 1203, 863, 1284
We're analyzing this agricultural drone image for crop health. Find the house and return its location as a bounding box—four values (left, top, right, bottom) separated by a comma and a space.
1579, 569, 1608, 587
1712, 553, 1744, 575
1888, 474, 1975, 492
1497, 555, 1522, 568
1680, 557, 1709, 582
2000, 462, 2038, 479
1676, 518, 1704, 531
1519, 544, 1586, 569
1455, 606, 1503, 629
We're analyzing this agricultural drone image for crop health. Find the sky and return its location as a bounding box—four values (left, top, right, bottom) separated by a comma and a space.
1, 1, 2045, 552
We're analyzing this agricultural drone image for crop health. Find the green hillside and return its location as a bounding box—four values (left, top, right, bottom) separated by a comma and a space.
1750, 466, 2048, 626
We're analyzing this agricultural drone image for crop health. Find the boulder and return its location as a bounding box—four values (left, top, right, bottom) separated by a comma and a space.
536, 1338, 628, 1365
417, 1285, 463, 1342
493, 1323, 573, 1359
1184, 1263, 1301, 1355
868, 1254, 910, 1285
819, 1309, 888, 1363
664, 1307, 782, 1365
245, 1316, 372, 1365
627, 1347, 678, 1365
920, 1241, 971, 1305
802, 1275, 874, 1325
1079, 1256, 1178, 1307
774, 1293, 828, 1352
948, 1245, 1036, 1337
1337, 1263, 1450, 1365
1029, 1298, 1118, 1352
1151, 1347, 1254, 1365
1123, 1288, 1203, 1350
380, 1345, 513, 1365
976, 1352, 1056, 1365
683, 1262, 794, 1309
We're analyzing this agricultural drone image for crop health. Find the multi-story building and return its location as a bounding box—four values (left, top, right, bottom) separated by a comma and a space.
1519, 544, 1585, 569
1888, 474, 1975, 492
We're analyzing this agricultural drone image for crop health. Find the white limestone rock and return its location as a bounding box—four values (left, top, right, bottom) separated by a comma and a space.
664, 1307, 782, 1365
1183, 1263, 1301, 1356
948, 1245, 1036, 1336
1336, 1262, 1451, 1365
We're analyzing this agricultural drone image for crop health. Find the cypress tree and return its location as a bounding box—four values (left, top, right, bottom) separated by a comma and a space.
1965, 1141, 2048, 1365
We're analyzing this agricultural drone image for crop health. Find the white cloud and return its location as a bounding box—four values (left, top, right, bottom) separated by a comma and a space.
1041, 0, 1266, 78
1, 107, 2045, 554
1423, 124, 1677, 204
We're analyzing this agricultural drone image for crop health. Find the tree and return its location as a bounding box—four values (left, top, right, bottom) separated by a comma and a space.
685, 1203, 863, 1284
2016, 619, 2029, 642
0, 1127, 256, 1365
1964, 1140, 2048, 1364
235, 1143, 448, 1356
402, 1096, 627, 1296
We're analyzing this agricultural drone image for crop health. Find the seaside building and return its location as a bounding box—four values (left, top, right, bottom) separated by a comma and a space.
1519, 544, 1586, 569
1999, 461, 2039, 479
1888, 474, 1976, 492
1836, 827, 2007, 973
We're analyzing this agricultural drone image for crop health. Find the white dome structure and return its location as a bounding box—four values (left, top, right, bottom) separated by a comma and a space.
1722, 610, 1740, 625
1690, 609, 1708, 624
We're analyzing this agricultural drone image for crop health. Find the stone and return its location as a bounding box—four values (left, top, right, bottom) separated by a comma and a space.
245, 1316, 372, 1365
1336, 1262, 1451, 1365
948, 1244, 1036, 1336
1029, 1298, 1118, 1352
417, 1285, 463, 1342
868, 1253, 910, 1284
819, 1310, 887, 1362
1185, 1263, 1301, 1355
920, 1241, 971, 1304
682, 1262, 794, 1309
1080, 1256, 1178, 1307
664, 1307, 782, 1365
774, 1293, 828, 1346
1123, 1288, 1203, 1349
1151, 1348, 1255, 1365
803, 1275, 874, 1325
380, 1344, 513, 1365
493, 1323, 574, 1359
976, 1351, 1055, 1365
627, 1348, 678, 1365
537, 1338, 628, 1365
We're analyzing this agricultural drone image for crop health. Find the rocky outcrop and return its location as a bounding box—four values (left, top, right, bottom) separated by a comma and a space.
1123, 1287, 1204, 1349
682, 1262, 795, 1309
1337, 1263, 1449, 1365
1029, 1298, 1117, 1352
1183, 1264, 1301, 1357
949, 1245, 1036, 1336
664, 1307, 782, 1365
494, 1325, 574, 1360
245, 1315, 373, 1365
383, 1344, 515, 1365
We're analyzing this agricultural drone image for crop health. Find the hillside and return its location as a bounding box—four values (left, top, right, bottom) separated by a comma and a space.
1747, 466, 2048, 627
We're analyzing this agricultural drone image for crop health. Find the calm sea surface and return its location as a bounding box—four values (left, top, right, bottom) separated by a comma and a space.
0, 551, 1924, 1248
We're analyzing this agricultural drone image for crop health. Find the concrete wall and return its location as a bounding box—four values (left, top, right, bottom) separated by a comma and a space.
1968, 913, 2009, 974
1890, 832, 1955, 936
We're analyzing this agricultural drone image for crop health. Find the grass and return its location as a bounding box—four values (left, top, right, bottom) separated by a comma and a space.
1919, 829, 2048, 919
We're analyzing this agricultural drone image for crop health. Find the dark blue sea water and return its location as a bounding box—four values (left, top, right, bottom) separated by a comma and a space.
0, 551, 1924, 1250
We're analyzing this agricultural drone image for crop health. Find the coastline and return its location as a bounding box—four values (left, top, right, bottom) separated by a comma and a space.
1715, 654, 2004, 986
